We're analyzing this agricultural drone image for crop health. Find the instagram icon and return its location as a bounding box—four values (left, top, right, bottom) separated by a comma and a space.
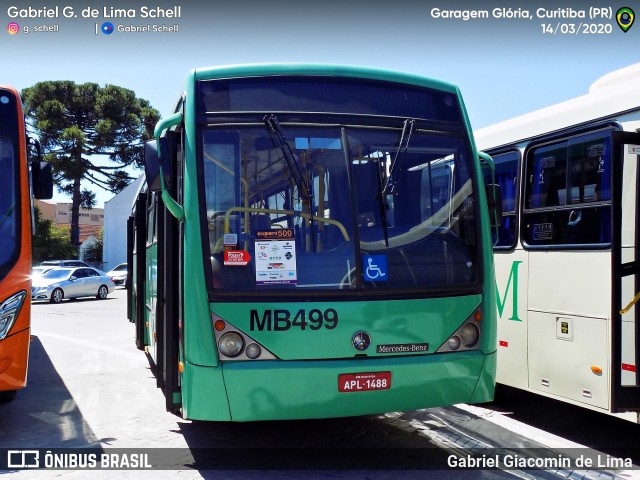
7, 22, 19, 35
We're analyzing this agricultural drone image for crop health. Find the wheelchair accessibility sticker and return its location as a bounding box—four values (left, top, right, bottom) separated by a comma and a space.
363, 254, 388, 282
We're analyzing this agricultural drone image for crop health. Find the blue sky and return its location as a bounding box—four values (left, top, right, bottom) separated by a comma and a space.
2, 0, 637, 204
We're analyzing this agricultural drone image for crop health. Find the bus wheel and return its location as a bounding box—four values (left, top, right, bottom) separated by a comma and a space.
97, 285, 109, 300
50, 288, 64, 304
0, 390, 16, 403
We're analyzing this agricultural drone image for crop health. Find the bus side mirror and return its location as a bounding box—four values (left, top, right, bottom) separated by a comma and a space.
485, 183, 502, 228
150, 112, 184, 221
144, 140, 161, 192
28, 137, 53, 199
144, 134, 174, 192
32, 160, 53, 199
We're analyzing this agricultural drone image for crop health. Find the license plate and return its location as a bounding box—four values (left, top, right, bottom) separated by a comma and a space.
338, 371, 391, 392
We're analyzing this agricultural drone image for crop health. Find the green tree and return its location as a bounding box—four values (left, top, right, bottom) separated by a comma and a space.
32, 207, 78, 263
83, 228, 104, 265
22, 81, 160, 246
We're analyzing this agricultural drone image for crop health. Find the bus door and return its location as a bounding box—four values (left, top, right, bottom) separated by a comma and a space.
611, 131, 640, 412
524, 131, 614, 409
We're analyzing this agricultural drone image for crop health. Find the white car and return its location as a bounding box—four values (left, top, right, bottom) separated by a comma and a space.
105, 263, 128, 287
31, 267, 115, 304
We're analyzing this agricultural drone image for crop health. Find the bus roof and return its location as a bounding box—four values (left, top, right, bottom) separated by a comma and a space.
0, 85, 19, 95
190, 63, 460, 95
475, 63, 640, 151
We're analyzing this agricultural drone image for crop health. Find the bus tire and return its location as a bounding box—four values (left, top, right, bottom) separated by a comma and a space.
50, 288, 64, 304
96, 285, 109, 300
0, 390, 16, 403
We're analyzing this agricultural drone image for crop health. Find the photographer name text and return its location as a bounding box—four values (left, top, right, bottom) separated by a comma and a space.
7, 5, 181, 19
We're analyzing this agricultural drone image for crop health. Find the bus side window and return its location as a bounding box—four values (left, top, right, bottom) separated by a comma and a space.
146, 193, 157, 246
529, 144, 566, 209
568, 137, 611, 203
485, 151, 519, 248
523, 131, 612, 247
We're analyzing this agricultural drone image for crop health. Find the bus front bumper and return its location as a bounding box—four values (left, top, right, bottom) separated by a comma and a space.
181, 350, 496, 421
0, 328, 30, 392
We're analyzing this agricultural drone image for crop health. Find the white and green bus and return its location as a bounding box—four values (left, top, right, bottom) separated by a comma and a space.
477, 63, 640, 422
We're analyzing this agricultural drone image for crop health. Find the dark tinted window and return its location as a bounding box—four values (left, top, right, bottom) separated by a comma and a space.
198, 76, 463, 125
0, 137, 18, 270
0, 87, 21, 281
524, 130, 611, 247
485, 151, 519, 248
73, 269, 88, 278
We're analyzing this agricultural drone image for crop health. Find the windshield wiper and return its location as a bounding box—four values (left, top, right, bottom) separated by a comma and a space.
0, 204, 15, 231
263, 114, 311, 201
375, 155, 390, 248
382, 119, 415, 196
263, 114, 316, 250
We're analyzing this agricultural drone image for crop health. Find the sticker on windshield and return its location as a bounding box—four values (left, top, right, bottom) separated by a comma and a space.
255, 229, 297, 285
223, 233, 238, 250
363, 254, 388, 282
224, 250, 251, 266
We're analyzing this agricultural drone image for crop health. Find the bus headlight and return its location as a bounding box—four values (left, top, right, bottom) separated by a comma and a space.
245, 343, 262, 359
0, 291, 27, 340
211, 314, 278, 361
218, 332, 244, 357
436, 306, 483, 353
461, 323, 479, 347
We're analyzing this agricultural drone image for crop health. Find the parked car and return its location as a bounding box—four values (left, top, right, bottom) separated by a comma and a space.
31, 266, 55, 278
40, 260, 90, 268
31, 267, 115, 304
105, 263, 128, 287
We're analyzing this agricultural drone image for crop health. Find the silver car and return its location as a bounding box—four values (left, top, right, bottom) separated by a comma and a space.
31, 267, 115, 304
31, 266, 55, 278
105, 263, 128, 286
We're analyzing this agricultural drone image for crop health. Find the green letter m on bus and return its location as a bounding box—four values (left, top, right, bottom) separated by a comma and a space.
496, 260, 523, 322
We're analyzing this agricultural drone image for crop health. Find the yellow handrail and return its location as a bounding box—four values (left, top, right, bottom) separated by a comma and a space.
225, 207, 349, 241
211, 206, 349, 253
620, 291, 640, 315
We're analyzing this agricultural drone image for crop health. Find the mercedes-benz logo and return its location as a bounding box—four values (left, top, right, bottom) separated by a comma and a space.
352, 331, 371, 351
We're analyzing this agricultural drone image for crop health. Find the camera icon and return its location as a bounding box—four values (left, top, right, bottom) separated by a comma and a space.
7, 22, 20, 35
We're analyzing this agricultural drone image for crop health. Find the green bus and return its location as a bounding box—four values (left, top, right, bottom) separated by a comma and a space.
128, 64, 500, 421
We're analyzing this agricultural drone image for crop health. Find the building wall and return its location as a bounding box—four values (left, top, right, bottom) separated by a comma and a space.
35, 200, 56, 223
34, 200, 105, 244
35, 200, 104, 225
55, 203, 104, 225
102, 176, 144, 272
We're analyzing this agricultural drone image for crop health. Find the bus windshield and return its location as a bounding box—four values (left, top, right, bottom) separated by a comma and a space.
197, 76, 480, 295
0, 137, 18, 273
202, 123, 478, 294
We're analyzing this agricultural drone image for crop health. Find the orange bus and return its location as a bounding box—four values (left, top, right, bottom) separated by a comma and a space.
0, 85, 51, 402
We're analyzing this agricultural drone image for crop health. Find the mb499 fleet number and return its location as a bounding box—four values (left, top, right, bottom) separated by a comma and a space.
250, 308, 338, 331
